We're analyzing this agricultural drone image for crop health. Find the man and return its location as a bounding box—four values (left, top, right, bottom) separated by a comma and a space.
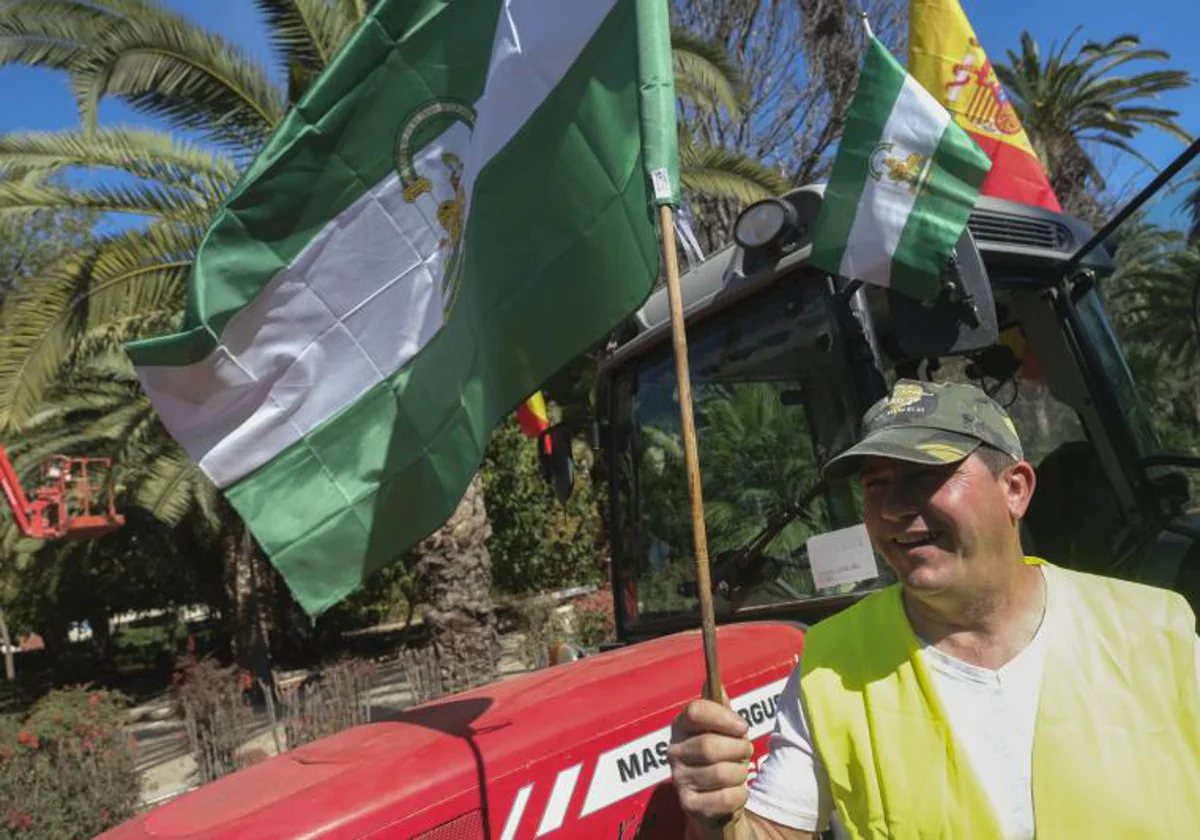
669, 379, 1200, 839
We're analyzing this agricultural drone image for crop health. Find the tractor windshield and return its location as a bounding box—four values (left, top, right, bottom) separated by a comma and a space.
608, 276, 890, 635
1071, 145, 1200, 468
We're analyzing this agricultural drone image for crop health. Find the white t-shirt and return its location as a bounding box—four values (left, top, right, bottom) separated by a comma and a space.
746, 566, 1200, 838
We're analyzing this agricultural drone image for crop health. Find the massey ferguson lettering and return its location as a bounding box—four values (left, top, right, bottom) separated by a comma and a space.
579, 677, 789, 817
617, 740, 671, 783
737, 695, 779, 728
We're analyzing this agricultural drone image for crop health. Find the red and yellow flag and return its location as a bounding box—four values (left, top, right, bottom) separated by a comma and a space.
909, 0, 1061, 211
515, 391, 552, 453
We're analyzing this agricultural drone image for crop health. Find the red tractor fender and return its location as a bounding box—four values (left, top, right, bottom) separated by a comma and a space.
103, 621, 805, 839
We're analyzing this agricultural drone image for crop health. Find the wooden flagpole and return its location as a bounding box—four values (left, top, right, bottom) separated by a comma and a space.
658, 204, 724, 705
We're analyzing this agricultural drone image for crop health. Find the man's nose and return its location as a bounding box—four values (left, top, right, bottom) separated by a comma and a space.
878, 481, 919, 521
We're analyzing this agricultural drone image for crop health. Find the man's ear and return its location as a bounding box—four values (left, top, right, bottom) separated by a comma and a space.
1006, 460, 1037, 521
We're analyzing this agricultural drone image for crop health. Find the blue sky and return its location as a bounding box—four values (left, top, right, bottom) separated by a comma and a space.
0, 0, 1195, 202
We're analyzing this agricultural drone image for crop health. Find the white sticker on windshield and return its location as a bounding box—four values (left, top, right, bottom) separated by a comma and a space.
807, 524, 878, 590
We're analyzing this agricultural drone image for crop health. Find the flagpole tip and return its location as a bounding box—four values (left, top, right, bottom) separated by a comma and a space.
859, 14, 874, 39
856, 4, 874, 39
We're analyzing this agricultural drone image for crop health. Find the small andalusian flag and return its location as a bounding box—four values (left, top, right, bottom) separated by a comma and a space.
129, 0, 673, 614
909, 0, 1061, 211
810, 37, 991, 302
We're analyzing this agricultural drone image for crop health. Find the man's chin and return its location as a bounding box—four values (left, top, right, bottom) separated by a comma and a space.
896, 561, 951, 592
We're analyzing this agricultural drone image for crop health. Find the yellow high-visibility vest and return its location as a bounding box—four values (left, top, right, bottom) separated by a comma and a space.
800, 559, 1200, 837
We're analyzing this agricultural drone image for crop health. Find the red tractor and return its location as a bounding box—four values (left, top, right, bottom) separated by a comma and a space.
104, 143, 1200, 838
0, 444, 125, 539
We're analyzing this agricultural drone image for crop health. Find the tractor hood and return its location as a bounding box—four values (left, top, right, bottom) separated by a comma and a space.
103, 621, 805, 839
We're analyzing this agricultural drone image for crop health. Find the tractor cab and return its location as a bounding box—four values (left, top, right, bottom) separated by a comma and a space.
0, 446, 125, 539
589, 147, 1200, 643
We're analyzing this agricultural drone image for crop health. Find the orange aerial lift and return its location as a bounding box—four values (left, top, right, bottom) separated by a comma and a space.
0, 445, 124, 539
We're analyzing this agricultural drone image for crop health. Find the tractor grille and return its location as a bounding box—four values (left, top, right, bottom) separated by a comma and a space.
967, 209, 1074, 252
413, 811, 484, 840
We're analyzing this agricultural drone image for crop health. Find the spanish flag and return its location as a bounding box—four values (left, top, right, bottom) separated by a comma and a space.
515, 391, 552, 454
909, 0, 1061, 211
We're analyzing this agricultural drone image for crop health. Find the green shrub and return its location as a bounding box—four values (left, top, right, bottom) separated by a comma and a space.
482, 418, 607, 594
0, 687, 138, 839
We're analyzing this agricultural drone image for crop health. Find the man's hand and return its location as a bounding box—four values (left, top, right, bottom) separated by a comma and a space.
668, 697, 754, 827
669, 698, 817, 840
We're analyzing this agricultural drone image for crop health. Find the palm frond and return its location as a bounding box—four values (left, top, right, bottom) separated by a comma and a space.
0, 178, 206, 223
336, 0, 372, 23
133, 446, 208, 527
1000, 30, 1194, 200
256, 0, 357, 78
0, 127, 240, 191
680, 145, 788, 205
67, 8, 285, 150
0, 222, 195, 430
0, 1, 120, 71
670, 26, 744, 116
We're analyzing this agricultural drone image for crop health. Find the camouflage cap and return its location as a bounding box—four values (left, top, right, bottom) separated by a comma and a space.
822, 379, 1024, 481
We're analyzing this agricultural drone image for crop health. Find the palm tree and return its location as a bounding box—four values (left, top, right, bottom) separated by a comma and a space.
0, 0, 784, 689
995, 31, 1193, 220
671, 26, 789, 205
1106, 221, 1200, 378
1184, 170, 1200, 241
1099, 217, 1200, 485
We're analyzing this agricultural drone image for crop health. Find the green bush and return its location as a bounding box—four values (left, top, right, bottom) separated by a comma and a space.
0, 687, 138, 839
482, 417, 607, 594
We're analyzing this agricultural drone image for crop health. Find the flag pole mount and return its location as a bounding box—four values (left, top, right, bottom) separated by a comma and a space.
658, 204, 724, 706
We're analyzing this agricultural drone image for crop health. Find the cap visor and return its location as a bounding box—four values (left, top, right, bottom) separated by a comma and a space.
821, 428, 981, 482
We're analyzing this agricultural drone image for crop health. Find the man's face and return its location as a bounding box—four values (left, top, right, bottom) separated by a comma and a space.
860, 452, 1033, 597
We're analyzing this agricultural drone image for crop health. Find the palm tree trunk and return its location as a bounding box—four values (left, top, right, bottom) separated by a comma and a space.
415, 473, 498, 695
220, 505, 273, 690
0, 607, 15, 681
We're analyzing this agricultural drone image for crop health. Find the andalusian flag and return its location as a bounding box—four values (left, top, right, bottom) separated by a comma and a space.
129, 0, 675, 614
909, 0, 1061, 211
810, 38, 991, 302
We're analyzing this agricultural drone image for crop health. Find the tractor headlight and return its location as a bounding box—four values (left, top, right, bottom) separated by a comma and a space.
734, 198, 798, 251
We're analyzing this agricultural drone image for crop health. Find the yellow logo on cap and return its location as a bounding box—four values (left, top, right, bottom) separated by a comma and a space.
886, 383, 927, 415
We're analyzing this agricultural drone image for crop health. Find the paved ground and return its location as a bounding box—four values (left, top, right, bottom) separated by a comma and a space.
132, 634, 532, 808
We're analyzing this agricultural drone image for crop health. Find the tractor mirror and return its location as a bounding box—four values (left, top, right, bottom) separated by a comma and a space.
888, 229, 998, 358
538, 424, 575, 503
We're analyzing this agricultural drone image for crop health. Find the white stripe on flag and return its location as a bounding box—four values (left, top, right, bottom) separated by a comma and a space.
839, 75, 950, 287
140, 0, 618, 489
138, 130, 462, 488
462, 0, 620, 203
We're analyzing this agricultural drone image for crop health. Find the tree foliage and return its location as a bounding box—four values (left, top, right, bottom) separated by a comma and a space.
672, 0, 905, 249
1101, 212, 1200, 486
0, 199, 94, 306
996, 31, 1193, 221
481, 417, 606, 595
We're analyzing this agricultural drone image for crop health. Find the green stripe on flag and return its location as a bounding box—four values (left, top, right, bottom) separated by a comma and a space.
636, 0, 679, 206
889, 121, 993, 300
128, 0, 501, 368
225, 0, 657, 615
809, 39, 907, 277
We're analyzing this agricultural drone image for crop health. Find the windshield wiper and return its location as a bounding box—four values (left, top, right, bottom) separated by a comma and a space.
710, 478, 828, 601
